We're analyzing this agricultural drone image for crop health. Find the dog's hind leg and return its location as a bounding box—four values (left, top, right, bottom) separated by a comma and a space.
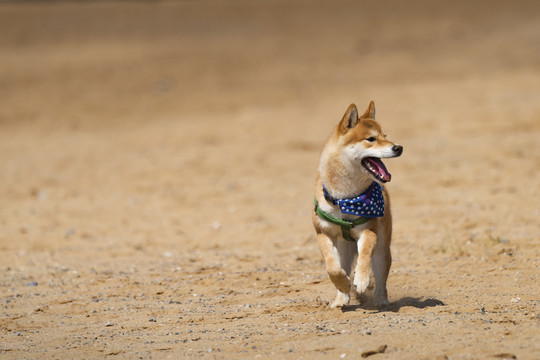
335, 238, 357, 307
372, 229, 391, 307
336, 237, 356, 278
353, 229, 377, 295
317, 233, 351, 308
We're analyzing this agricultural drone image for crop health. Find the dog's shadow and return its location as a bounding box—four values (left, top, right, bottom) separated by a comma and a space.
341, 297, 445, 313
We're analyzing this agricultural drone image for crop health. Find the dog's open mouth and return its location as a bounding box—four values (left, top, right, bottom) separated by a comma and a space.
361, 157, 391, 183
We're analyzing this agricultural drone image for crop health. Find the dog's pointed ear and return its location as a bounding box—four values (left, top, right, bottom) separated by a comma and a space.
361, 101, 376, 119
340, 104, 359, 133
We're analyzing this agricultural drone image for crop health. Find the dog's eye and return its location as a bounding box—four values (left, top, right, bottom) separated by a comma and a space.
366, 137, 376, 142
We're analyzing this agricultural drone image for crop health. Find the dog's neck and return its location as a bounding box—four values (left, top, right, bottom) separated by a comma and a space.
319, 148, 373, 200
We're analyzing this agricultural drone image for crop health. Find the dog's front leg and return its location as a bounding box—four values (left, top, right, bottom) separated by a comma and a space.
317, 233, 350, 308
353, 229, 377, 295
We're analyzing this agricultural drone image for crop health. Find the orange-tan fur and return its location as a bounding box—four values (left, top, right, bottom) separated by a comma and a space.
312, 101, 402, 308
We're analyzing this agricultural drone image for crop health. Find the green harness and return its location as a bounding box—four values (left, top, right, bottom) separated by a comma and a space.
314, 198, 371, 242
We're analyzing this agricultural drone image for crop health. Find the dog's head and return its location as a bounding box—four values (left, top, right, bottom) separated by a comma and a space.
337, 101, 403, 184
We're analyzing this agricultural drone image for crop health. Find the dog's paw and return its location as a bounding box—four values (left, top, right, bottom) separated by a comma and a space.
329, 291, 350, 309
327, 268, 351, 294
373, 296, 390, 308
353, 272, 371, 295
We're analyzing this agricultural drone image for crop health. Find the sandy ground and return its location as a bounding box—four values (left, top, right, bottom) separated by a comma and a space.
1, 0, 540, 359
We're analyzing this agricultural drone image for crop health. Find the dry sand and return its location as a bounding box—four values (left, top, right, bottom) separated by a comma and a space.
1, 0, 539, 359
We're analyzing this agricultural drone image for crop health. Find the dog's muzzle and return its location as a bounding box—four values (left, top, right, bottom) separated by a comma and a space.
392, 145, 403, 157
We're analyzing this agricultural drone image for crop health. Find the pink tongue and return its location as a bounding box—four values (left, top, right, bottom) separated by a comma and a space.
364, 157, 391, 182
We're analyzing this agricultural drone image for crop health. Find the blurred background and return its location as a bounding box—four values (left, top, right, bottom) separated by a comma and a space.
2, 0, 539, 126
1, 1, 539, 358
1, 0, 538, 252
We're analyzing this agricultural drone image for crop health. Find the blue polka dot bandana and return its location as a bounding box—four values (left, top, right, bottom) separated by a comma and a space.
324, 182, 385, 217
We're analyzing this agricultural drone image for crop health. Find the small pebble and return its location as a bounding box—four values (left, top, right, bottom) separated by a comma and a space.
25, 281, 38, 287
65, 228, 76, 239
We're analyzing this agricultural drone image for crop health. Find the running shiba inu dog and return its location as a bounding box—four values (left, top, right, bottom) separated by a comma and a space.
312, 101, 403, 308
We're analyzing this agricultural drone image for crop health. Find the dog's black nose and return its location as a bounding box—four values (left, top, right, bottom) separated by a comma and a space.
392, 145, 403, 156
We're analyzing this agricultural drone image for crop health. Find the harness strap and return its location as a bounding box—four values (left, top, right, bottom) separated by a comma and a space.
314, 198, 370, 242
